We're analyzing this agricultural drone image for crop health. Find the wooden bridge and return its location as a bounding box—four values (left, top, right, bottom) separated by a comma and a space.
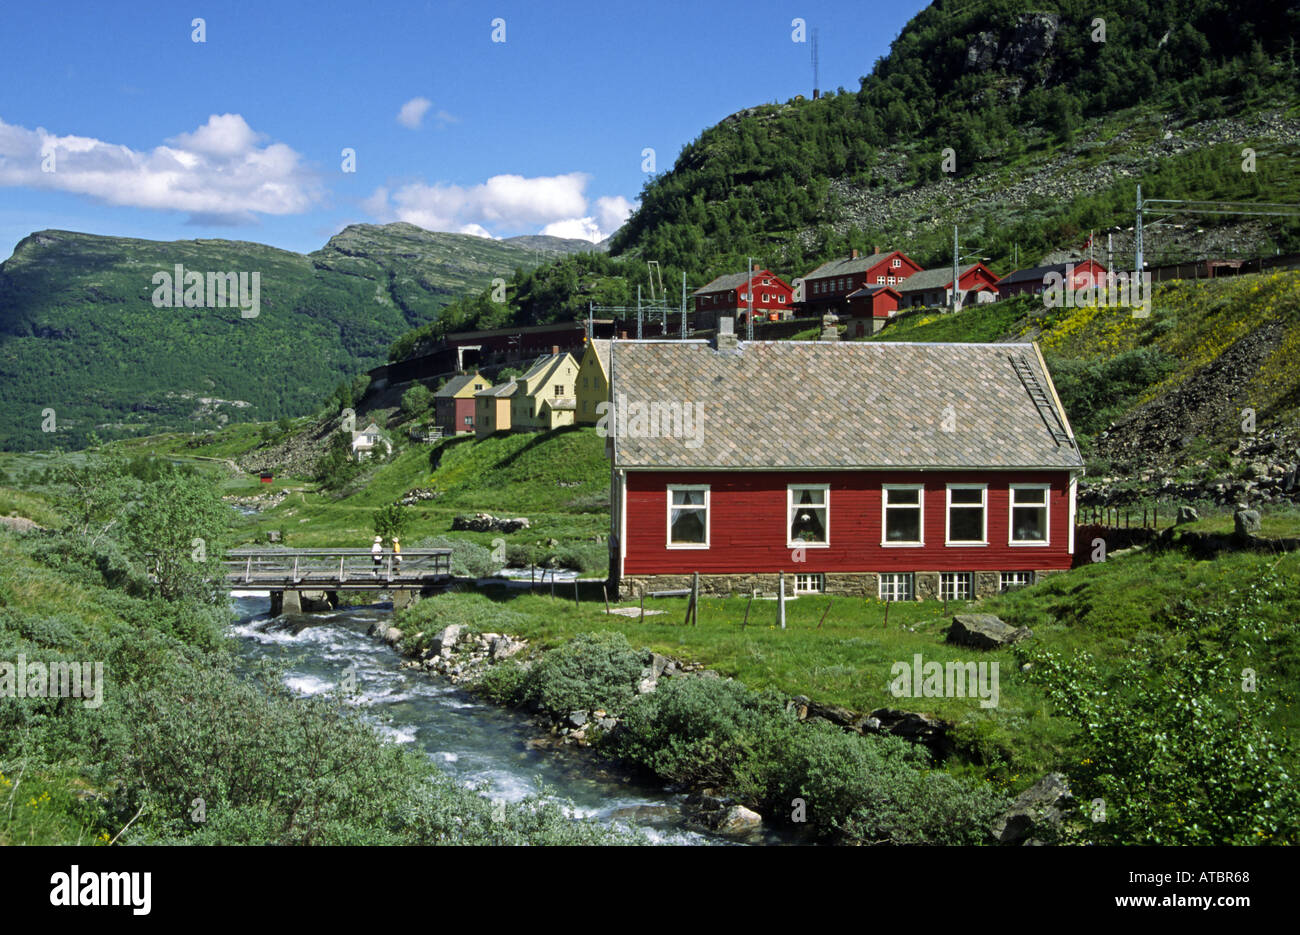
223, 548, 453, 613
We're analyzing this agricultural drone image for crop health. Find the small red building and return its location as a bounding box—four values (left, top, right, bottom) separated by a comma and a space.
799, 248, 924, 317
607, 338, 1083, 600
896, 263, 1001, 309
995, 260, 1107, 299
693, 267, 795, 330
842, 285, 901, 336
433, 371, 488, 435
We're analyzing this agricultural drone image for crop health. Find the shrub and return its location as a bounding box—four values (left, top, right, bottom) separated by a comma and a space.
475, 660, 529, 706
401, 384, 435, 417
769, 723, 1006, 845
522, 631, 643, 715
607, 676, 794, 789
410, 536, 499, 577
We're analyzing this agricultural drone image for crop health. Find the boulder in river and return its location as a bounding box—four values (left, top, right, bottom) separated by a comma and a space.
432, 624, 463, 658
717, 805, 763, 835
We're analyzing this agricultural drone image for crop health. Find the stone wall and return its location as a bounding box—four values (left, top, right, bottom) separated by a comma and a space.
618, 568, 1055, 601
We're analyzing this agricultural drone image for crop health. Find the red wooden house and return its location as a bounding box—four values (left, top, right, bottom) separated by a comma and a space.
607, 337, 1083, 601
434, 371, 488, 435
692, 267, 795, 330
895, 263, 1001, 309
995, 260, 1107, 299
799, 248, 923, 317
841, 285, 901, 337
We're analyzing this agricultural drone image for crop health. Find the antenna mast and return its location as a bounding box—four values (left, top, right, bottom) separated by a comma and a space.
811, 28, 820, 99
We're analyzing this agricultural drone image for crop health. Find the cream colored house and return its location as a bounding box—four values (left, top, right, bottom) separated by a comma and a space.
575, 338, 611, 425
511, 349, 579, 431
474, 381, 516, 437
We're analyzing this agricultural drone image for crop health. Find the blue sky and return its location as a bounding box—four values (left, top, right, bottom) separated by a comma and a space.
0, 0, 926, 259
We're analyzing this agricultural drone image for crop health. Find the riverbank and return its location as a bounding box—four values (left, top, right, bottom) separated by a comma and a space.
369, 590, 1015, 845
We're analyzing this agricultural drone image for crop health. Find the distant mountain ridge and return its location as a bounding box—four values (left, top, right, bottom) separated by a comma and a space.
0, 224, 598, 449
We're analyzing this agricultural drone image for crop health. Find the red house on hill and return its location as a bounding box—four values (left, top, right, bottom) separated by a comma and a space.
607, 336, 1083, 601
896, 263, 1001, 309
692, 267, 795, 330
799, 248, 923, 317
995, 260, 1107, 299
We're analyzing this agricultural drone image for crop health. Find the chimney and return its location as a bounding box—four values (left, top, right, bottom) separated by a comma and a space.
873, 245, 881, 255
619, 330, 628, 339
715, 316, 738, 351
551, 345, 559, 355
819, 311, 840, 342
850, 248, 859, 260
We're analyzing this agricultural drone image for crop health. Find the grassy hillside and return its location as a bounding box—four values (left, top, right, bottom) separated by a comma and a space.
0, 225, 595, 450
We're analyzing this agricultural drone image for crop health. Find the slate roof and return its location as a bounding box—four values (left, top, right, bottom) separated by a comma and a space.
475, 381, 517, 399
608, 340, 1082, 471
434, 373, 481, 398
894, 265, 973, 293
845, 285, 900, 300
586, 339, 612, 379
997, 261, 1105, 286
694, 270, 786, 296
803, 252, 890, 280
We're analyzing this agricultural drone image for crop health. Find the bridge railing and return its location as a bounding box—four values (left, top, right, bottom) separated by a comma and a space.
223, 548, 453, 585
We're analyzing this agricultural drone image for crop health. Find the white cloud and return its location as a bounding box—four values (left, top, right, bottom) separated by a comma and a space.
365, 172, 633, 242
540, 217, 603, 241
0, 114, 320, 223
396, 97, 433, 129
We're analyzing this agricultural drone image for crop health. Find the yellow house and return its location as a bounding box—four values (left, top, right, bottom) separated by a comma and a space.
511, 349, 579, 431
474, 381, 516, 437
575, 338, 611, 425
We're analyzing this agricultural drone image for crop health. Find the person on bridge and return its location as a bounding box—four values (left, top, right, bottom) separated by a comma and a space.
393, 537, 402, 569
372, 536, 383, 576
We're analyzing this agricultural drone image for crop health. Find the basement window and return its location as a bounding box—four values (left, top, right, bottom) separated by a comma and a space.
878, 573, 913, 602
940, 572, 973, 601
667, 486, 709, 548
794, 573, 825, 594
1009, 485, 1050, 545
1000, 571, 1035, 592
788, 485, 829, 547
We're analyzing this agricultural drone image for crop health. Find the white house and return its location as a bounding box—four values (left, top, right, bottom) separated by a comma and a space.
351, 422, 391, 459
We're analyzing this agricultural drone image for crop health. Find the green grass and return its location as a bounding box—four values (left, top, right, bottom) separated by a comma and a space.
868, 295, 1038, 344
0, 487, 63, 527
399, 544, 1300, 785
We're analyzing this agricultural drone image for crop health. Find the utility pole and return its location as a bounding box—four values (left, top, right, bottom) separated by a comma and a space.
636, 285, 643, 339
1135, 184, 1144, 274
951, 226, 960, 313
680, 271, 687, 340
746, 256, 754, 341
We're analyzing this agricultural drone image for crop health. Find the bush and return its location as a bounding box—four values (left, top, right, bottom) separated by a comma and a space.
410, 536, 500, 577
770, 724, 1006, 844
401, 384, 435, 417
522, 631, 643, 715
475, 660, 529, 706
607, 676, 794, 789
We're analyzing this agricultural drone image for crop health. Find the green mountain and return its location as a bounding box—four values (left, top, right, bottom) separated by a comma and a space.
0, 224, 596, 449
390, 0, 1299, 359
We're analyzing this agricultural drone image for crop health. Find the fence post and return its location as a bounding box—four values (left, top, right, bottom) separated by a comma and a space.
691, 572, 699, 627
603, 585, 611, 614
817, 597, 833, 630
778, 571, 786, 630
883, 599, 891, 630
573, 578, 579, 609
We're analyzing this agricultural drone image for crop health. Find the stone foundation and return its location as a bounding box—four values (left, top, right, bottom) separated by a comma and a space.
618, 569, 1062, 601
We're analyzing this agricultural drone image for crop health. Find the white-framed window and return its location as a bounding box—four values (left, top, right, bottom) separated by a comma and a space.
876, 275, 885, 284
667, 485, 709, 548
1009, 484, 1050, 545
879, 573, 913, 601
788, 484, 829, 547
882, 484, 924, 546
794, 573, 824, 594
763, 278, 772, 285
463, 415, 473, 425
940, 572, 973, 601
778, 295, 786, 303
892, 257, 901, 268
1000, 571, 1035, 592
762, 293, 770, 302
946, 484, 987, 545
887, 275, 896, 285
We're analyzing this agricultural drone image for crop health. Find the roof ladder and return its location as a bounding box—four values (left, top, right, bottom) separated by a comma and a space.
1010, 354, 1073, 447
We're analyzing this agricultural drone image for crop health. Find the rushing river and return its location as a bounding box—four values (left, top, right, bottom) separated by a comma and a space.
228, 592, 782, 845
